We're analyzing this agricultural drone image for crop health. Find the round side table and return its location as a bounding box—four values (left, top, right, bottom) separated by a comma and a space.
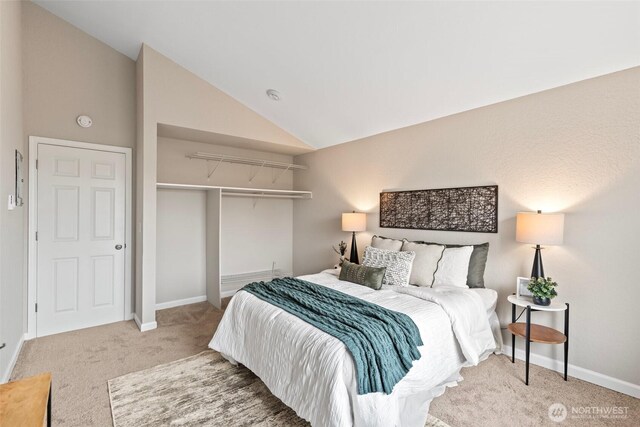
507, 294, 569, 385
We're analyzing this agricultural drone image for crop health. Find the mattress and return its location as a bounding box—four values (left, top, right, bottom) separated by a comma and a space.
210, 272, 499, 426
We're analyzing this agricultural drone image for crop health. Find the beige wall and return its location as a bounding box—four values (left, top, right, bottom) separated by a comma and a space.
0, 0, 25, 382
22, 2, 136, 148
136, 44, 313, 326
293, 67, 640, 388
135, 46, 149, 321
156, 189, 207, 305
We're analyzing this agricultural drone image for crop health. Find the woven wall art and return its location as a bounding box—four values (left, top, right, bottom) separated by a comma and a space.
379, 185, 498, 233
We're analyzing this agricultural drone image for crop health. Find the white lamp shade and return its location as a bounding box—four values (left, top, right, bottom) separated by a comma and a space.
342, 212, 366, 232
516, 212, 564, 245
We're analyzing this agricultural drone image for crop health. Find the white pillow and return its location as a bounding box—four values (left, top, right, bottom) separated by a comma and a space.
362, 246, 415, 287
401, 241, 445, 287
433, 246, 473, 288
371, 235, 403, 251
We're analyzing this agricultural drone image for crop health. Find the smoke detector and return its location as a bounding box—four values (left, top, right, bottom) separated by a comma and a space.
76, 115, 93, 128
266, 89, 280, 101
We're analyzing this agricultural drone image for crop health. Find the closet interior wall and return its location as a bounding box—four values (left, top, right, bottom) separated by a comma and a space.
156, 137, 295, 308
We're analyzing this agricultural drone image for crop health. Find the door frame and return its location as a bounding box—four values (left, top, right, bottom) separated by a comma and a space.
27, 136, 133, 339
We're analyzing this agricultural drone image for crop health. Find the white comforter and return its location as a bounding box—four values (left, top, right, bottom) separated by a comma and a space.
209, 272, 497, 427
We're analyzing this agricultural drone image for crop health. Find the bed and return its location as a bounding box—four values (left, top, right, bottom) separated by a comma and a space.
209, 271, 501, 427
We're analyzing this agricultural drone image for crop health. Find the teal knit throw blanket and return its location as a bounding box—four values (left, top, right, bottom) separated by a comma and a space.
242, 277, 423, 395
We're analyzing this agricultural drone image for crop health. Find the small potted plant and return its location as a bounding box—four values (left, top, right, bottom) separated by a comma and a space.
333, 241, 348, 266
527, 277, 558, 306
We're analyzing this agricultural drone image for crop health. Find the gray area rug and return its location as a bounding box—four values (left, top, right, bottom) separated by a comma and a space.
108, 350, 449, 427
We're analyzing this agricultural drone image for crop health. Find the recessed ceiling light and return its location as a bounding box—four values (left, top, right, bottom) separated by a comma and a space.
266, 89, 280, 101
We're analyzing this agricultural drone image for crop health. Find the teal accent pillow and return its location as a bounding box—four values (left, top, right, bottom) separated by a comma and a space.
339, 261, 386, 290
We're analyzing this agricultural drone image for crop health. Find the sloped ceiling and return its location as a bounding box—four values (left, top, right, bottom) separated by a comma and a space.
35, 1, 640, 148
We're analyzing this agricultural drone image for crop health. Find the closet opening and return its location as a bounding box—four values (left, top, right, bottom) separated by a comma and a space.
155, 135, 311, 309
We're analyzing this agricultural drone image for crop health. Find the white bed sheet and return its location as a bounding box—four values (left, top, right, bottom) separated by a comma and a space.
470, 288, 497, 313
210, 272, 498, 427
468, 288, 504, 352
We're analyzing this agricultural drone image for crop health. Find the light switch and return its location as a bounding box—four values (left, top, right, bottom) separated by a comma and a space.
7, 195, 15, 210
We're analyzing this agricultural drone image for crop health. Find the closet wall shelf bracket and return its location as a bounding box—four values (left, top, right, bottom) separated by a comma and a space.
249, 161, 266, 183
206, 156, 225, 179
272, 164, 292, 184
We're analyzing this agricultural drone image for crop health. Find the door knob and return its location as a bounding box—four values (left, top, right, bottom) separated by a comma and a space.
115, 244, 123, 250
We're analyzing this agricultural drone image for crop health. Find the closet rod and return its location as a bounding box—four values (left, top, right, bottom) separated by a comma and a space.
222, 192, 309, 199
187, 152, 308, 171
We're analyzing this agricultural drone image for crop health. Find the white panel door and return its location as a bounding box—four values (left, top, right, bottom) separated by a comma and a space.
37, 144, 126, 337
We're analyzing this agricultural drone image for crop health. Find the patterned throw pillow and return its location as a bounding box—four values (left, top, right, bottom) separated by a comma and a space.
362, 246, 415, 287
339, 261, 386, 290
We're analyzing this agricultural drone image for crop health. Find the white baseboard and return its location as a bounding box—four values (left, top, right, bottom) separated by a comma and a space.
502, 344, 640, 398
221, 289, 238, 298
156, 295, 207, 310
133, 313, 157, 332
1, 333, 26, 383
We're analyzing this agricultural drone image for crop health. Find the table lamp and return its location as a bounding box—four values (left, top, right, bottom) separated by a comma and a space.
516, 210, 564, 278
342, 212, 366, 264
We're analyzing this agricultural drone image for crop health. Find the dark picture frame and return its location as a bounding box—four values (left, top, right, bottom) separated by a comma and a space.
379, 185, 498, 233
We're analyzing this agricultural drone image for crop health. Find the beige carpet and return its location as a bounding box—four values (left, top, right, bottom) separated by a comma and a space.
12, 301, 640, 426
430, 356, 639, 427
108, 350, 448, 427
12, 302, 224, 426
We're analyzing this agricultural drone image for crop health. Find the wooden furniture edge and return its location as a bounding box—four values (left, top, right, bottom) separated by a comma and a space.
508, 322, 566, 344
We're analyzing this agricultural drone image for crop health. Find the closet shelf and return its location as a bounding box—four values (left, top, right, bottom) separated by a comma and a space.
157, 183, 312, 199
186, 152, 308, 170
186, 152, 308, 183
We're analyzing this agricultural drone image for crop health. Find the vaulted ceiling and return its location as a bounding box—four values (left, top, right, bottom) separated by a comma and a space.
35, 1, 640, 148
